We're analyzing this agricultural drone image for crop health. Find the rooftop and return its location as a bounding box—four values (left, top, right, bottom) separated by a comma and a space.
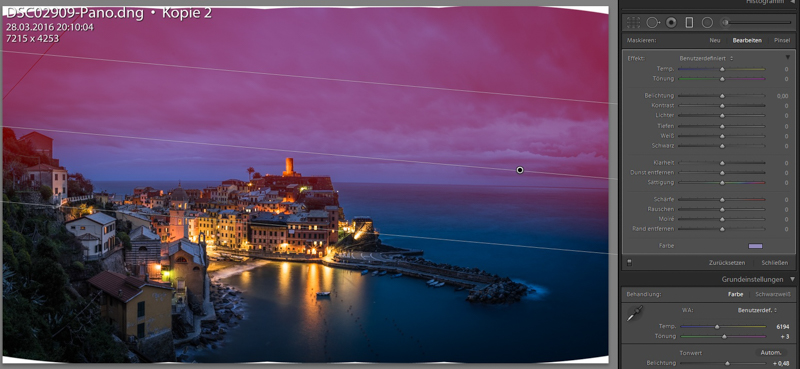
19, 131, 53, 142
88, 271, 171, 303
307, 210, 329, 218
76, 233, 100, 241
67, 212, 116, 226
130, 225, 159, 241
168, 238, 206, 266
25, 163, 64, 172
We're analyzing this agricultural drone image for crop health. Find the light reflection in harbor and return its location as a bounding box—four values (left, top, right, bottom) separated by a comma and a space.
277, 262, 290, 299
239, 271, 251, 288
301, 264, 323, 353
322, 265, 333, 292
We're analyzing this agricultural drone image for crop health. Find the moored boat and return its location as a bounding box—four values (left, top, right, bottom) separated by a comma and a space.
372, 271, 379, 276
435, 282, 446, 287
361, 270, 369, 275
316, 292, 331, 297
391, 273, 403, 278
378, 271, 387, 276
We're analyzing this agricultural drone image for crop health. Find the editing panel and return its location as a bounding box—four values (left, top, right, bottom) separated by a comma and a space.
620, 1, 798, 368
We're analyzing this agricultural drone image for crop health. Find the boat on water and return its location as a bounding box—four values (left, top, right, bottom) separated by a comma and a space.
361, 270, 369, 275
455, 286, 466, 291
372, 271, 379, 276
379, 271, 387, 276
316, 292, 331, 297
435, 282, 446, 287
426, 279, 436, 285
391, 273, 403, 278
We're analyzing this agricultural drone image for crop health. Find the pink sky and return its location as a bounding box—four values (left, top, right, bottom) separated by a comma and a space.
3, 7, 609, 186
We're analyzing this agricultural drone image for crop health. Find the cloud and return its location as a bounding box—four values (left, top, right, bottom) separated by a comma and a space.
4, 7, 608, 184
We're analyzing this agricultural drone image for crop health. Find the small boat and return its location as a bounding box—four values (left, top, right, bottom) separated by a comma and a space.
455, 286, 466, 291
435, 282, 446, 287
391, 273, 403, 278
379, 271, 387, 276
316, 292, 331, 297
426, 279, 436, 285
372, 271, 379, 276
361, 270, 369, 275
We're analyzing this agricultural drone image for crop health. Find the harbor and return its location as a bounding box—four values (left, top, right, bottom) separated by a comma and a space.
209, 247, 531, 303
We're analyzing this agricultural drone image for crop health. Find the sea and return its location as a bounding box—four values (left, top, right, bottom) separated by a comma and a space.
93, 181, 609, 363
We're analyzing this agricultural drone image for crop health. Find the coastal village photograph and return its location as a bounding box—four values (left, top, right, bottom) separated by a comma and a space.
3, 6, 610, 363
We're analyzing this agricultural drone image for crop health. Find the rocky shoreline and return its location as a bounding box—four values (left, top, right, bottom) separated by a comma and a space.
176, 275, 247, 362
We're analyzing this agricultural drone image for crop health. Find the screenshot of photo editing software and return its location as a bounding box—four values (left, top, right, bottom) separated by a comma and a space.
0, 0, 796, 367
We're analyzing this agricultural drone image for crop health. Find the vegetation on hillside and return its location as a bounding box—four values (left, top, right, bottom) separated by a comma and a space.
2, 193, 129, 362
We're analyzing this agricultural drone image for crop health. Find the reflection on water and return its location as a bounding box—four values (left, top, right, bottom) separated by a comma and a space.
195, 260, 606, 363
240, 271, 251, 288
278, 262, 290, 300
302, 264, 321, 345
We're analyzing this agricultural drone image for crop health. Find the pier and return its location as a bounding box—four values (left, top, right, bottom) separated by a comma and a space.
212, 248, 489, 289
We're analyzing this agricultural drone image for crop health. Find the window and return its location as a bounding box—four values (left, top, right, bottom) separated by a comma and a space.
54, 187, 58, 194
137, 323, 145, 338
137, 301, 145, 318
54, 173, 57, 181
81, 226, 85, 230
62, 174, 65, 180
176, 256, 188, 263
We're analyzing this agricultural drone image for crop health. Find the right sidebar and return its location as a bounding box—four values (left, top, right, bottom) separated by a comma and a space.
622, 48, 796, 267
619, 1, 799, 368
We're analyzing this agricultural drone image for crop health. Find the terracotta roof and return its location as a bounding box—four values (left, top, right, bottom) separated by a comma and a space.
25, 163, 64, 172
87, 271, 172, 303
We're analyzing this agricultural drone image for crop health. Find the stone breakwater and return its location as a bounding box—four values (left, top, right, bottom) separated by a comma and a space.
397, 256, 496, 278
466, 277, 531, 304
396, 256, 531, 304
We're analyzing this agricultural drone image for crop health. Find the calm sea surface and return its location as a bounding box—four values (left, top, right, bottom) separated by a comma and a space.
94, 181, 609, 363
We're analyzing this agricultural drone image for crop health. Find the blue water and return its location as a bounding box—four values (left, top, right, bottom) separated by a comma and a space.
99, 181, 609, 363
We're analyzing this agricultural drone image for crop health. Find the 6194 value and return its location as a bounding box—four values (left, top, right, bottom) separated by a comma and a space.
5, 34, 60, 43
